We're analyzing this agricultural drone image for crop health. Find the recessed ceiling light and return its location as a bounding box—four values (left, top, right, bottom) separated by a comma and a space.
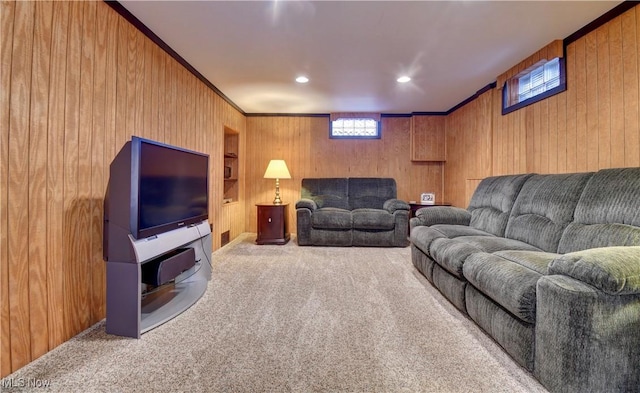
296, 76, 309, 83
397, 76, 411, 83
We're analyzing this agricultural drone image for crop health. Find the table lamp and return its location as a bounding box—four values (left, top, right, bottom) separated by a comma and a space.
263, 159, 291, 204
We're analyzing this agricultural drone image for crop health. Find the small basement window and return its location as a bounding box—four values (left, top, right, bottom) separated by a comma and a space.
502, 57, 566, 115
330, 117, 380, 139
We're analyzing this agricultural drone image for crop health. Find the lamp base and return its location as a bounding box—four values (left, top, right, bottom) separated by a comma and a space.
273, 178, 282, 205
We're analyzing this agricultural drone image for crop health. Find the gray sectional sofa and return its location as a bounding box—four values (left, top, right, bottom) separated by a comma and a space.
410, 167, 640, 393
296, 177, 409, 247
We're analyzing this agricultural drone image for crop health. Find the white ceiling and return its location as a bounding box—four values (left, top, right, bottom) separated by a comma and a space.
119, 1, 620, 114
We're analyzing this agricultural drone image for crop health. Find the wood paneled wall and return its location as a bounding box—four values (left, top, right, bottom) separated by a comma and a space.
411, 116, 446, 161
1, 1, 244, 377
221, 202, 244, 242
446, 5, 640, 207
4, 0, 639, 380
244, 116, 444, 233
444, 91, 493, 208
494, 5, 640, 175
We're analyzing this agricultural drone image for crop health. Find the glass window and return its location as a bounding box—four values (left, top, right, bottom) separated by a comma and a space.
330, 118, 380, 139
502, 57, 565, 115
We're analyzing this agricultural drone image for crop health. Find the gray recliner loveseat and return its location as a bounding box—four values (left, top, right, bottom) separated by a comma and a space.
296, 177, 409, 247
410, 167, 640, 392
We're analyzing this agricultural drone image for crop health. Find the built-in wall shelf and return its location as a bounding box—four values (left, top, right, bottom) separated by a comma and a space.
223, 127, 240, 203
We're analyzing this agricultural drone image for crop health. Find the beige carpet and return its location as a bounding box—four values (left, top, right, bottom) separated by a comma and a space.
2, 234, 547, 392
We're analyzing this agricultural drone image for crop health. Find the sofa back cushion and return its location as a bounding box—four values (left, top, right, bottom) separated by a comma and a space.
468, 174, 533, 237
301, 178, 350, 210
558, 167, 640, 254
505, 172, 593, 253
348, 178, 397, 210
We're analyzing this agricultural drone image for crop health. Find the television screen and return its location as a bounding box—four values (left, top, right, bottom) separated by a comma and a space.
133, 137, 209, 239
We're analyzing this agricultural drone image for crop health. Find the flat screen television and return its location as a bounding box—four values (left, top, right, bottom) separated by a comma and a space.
104, 137, 209, 259
132, 137, 209, 239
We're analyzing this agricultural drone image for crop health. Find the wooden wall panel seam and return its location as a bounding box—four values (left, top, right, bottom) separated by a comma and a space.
28, 0, 53, 362
1, 0, 17, 378
90, 0, 109, 325
8, 0, 35, 372
46, 0, 69, 353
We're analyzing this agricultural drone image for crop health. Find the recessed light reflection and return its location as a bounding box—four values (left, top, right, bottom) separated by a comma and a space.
397, 76, 411, 83
296, 76, 309, 83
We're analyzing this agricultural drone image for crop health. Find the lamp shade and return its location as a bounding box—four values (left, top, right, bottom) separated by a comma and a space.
263, 160, 291, 179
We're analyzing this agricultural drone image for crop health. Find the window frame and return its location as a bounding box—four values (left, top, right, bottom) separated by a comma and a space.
329, 117, 381, 139
502, 57, 567, 115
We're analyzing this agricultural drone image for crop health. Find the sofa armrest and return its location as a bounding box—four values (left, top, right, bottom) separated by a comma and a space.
414, 206, 471, 227
535, 274, 640, 392
549, 246, 640, 295
383, 198, 409, 213
295, 198, 317, 211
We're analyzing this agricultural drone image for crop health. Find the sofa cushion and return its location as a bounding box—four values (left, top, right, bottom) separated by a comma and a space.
453, 235, 541, 254
412, 226, 541, 275
468, 174, 533, 237
410, 225, 491, 258
349, 178, 397, 210
505, 172, 593, 253
464, 251, 558, 324
429, 224, 495, 239
558, 167, 640, 253
429, 236, 541, 279
560, 223, 640, 254
410, 226, 444, 256
311, 208, 352, 229
352, 208, 395, 230
549, 246, 640, 295
430, 238, 484, 278
301, 178, 350, 210
410, 224, 496, 261
492, 250, 559, 275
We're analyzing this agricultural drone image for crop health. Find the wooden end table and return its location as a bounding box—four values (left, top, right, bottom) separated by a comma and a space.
256, 203, 290, 245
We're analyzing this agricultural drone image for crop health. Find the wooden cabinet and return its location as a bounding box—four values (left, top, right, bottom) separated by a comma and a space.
410, 115, 446, 161
256, 203, 290, 245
